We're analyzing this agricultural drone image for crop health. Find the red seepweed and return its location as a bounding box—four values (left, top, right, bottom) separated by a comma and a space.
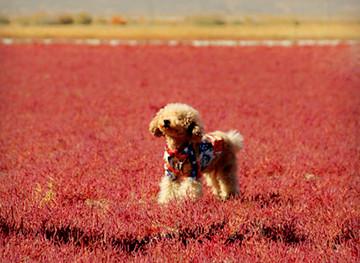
0, 44, 359, 262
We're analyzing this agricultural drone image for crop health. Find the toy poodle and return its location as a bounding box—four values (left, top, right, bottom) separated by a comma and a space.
149, 103, 243, 204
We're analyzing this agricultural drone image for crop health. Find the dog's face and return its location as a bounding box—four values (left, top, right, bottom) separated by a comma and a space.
149, 103, 204, 141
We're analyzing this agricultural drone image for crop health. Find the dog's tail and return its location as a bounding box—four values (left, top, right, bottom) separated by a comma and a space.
226, 130, 244, 152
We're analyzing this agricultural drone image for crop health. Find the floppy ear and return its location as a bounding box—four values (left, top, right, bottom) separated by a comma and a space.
187, 121, 204, 140
149, 110, 164, 137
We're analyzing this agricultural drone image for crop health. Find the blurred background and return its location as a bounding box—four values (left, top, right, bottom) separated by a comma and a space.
0, 0, 359, 40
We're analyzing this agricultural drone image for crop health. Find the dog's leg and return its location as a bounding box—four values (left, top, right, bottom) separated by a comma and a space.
179, 178, 203, 201
204, 172, 221, 196
217, 164, 239, 200
158, 176, 180, 204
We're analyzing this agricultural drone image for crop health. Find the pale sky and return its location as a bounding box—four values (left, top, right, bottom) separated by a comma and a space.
0, 0, 359, 18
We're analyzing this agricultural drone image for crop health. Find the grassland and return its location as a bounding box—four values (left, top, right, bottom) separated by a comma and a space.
0, 44, 359, 262
1, 22, 360, 40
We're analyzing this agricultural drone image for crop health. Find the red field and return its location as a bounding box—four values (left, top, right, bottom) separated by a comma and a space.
0, 44, 359, 262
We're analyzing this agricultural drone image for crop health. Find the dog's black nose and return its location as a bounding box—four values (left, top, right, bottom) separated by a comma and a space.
163, 119, 171, 128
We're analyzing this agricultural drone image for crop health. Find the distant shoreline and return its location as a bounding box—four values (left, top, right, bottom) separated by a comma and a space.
1, 0, 359, 19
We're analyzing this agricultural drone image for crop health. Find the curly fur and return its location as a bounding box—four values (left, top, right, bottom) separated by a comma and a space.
149, 103, 243, 204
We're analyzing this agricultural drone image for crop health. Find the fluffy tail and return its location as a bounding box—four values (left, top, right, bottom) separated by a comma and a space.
226, 130, 244, 152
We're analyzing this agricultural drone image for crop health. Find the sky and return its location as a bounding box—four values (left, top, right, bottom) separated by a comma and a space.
0, 0, 359, 18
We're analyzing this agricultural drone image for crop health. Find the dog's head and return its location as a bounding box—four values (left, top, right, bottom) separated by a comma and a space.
149, 103, 204, 141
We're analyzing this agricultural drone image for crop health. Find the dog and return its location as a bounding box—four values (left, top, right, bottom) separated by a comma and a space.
149, 103, 243, 204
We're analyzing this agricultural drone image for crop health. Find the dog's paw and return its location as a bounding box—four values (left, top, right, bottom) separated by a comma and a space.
179, 178, 203, 200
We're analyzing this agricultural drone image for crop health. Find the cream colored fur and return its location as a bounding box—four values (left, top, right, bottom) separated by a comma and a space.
149, 103, 243, 204
157, 176, 203, 204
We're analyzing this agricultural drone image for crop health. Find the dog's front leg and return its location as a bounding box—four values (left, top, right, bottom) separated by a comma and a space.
158, 175, 180, 204
179, 178, 203, 201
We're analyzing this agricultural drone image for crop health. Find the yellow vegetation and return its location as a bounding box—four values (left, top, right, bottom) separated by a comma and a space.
34, 180, 56, 207
1, 22, 359, 40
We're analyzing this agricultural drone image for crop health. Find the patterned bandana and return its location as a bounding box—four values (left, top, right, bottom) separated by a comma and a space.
164, 135, 224, 180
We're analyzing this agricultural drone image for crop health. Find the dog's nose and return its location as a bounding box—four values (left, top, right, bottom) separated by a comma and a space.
163, 119, 171, 128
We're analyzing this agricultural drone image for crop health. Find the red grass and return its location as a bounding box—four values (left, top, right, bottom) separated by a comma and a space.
0, 44, 359, 262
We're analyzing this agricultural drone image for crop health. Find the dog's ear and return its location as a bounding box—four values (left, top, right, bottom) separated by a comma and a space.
187, 121, 204, 140
149, 110, 164, 137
